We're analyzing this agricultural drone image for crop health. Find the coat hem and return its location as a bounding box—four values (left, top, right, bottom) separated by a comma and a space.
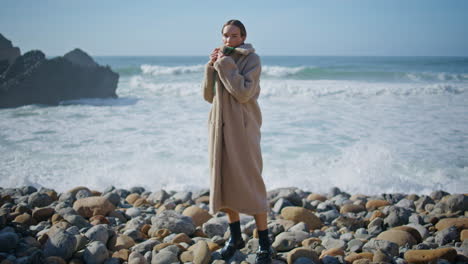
209, 204, 269, 216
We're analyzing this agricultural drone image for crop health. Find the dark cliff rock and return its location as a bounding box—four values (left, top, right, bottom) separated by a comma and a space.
0, 34, 119, 108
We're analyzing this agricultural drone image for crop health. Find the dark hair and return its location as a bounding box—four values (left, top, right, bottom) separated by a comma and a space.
221, 19, 247, 37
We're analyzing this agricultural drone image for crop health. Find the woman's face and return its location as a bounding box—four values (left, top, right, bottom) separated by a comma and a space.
222, 25, 246, 48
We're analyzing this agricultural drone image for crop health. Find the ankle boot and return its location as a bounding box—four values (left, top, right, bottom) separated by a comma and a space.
255, 228, 274, 264
220, 221, 245, 260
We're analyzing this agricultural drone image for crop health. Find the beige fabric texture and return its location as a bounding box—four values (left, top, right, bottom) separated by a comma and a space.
201, 43, 269, 215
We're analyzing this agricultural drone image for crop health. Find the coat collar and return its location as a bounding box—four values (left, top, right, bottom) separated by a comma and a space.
219, 43, 255, 56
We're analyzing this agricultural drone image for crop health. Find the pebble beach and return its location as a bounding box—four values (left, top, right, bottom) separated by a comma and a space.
0, 186, 466, 264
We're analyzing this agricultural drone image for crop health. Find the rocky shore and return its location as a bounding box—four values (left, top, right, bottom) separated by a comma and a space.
0, 186, 466, 264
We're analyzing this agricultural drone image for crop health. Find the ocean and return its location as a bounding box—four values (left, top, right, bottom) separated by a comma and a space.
1, 55, 467, 195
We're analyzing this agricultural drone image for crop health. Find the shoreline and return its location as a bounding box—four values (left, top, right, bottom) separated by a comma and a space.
0, 185, 466, 263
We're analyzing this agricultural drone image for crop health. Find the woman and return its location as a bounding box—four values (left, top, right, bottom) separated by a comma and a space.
201, 19, 274, 263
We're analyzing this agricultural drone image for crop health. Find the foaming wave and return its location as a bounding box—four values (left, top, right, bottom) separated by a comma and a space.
260, 80, 467, 97
262, 66, 307, 77
265, 141, 468, 195
141, 64, 204, 76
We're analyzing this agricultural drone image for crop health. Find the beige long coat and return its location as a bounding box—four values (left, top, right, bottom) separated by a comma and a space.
202, 43, 269, 215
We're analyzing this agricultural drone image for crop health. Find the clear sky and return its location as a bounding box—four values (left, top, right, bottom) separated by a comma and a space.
1, 0, 467, 57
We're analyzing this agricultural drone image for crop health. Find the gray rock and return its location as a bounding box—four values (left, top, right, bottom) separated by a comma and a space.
408, 213, 423, 224
267, 221, 285, 237
273, 198, 293, 214
43, 229, 77, 260
0, 232, 19, 252
151, 210, 195, 235
28, 192, 53, 208
268, 187, 303, 206
63, 214, 90, 229
289, 222, 309, 233
76, 189, 92, 200
85, 224, 109, 244
147, 190, 170, 204
362, 239, 399, 257
347, 239, 364, 252
321, 237, 346, 250
435, 226, 459, 246
202, 217, 228, 238
434, 194, 467, 213
131, 239, 161, 255
128, 251, 148, 264
103, 192, 121, 207
64, 48, 98, 68
84, 241, 109, 264
407, 223, 429, 240
126, 207, 142, 218
430, 190, 449, 201
151, 251, 178, 264
396, 199, 415, 210
383, 206, 411, 228
171, 191, 192, 204
319, 209, 340, 223
272, 231, 309, 252
125, 217, 147, 231
415, 195, 434, 212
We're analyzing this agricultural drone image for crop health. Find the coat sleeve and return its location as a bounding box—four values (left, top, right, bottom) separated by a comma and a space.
213, 54, 261, 104
202, 61, 215, 103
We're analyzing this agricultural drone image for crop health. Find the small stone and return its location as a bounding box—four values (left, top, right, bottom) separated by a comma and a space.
182, 205, 212, 227
404, 248, 457, 263
319, 248, 344, 259
435, 217, 468, 231
435, 226, 459, 245
151, 251, 178, 264
376, 229, 417, 247
281, 207, 323, 230
73, 197, 115, 218
321, 237, 346, 250
44, 230, 77, 260
32, 207, 55, 222
461, 229, 468, 241
108, 234, 135, 251
179, 251, 194, 262
0, 232, 20, 252
193, 240, 211, 264
151, 210, 195, 236
287, 247, 319, 264
344, 252, 373, 263
202, 217, 228, 238
365, 200, 390, 211
83, 241, 109, 264
112, 249, 130, 261
28, 192, 54, 208
128, 251, 147, 264
307, 193, 327, 202
85, 224, 109, 244
171, 233, 192, 244
339, 204, 365, 214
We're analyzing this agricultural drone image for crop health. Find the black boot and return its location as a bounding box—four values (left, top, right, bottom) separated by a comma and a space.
220, 220, 245, 260
255, 228, 274, 264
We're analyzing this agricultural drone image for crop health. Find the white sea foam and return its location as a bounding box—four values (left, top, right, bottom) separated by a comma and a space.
141, 64, 204, 75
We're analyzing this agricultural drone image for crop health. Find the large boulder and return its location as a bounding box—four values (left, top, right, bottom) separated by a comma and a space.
0, 35, 119, 108
0, 33, 21, 74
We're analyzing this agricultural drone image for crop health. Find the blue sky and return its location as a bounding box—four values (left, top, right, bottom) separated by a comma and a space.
1, 0, 467, 56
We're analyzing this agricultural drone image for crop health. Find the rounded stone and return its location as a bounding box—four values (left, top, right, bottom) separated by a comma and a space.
404, 248, 457, 263
376, 230, 417, 247
280, 206, 322, 230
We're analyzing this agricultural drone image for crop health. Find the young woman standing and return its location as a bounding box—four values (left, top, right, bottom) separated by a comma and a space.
201, 19, 274, 263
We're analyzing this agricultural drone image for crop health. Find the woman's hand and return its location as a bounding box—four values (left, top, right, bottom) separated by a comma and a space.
216, 49, 225, 61
209, 48, 219, 63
